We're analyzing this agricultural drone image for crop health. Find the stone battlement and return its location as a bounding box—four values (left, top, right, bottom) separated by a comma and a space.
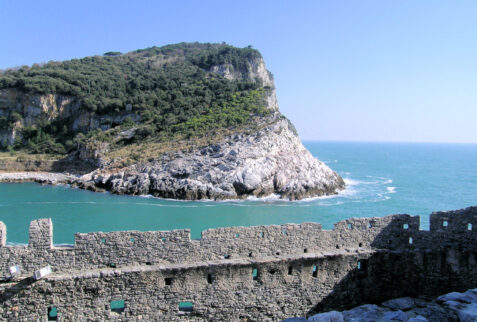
0, 206, 476, 321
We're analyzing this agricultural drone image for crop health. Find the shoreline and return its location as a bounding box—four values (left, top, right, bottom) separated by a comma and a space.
0, 171, 347, 202
0, 171, 76, 185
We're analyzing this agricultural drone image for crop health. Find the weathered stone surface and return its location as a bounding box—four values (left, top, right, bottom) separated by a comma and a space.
382, 297, 415, 311
408, 317, 428, 322
0, 207, 476, 320
438, 289, 477, 321
294, 288, 477, 321
78, 117, 345, 200
0, 221, 5, 246
308, 311, 344, 321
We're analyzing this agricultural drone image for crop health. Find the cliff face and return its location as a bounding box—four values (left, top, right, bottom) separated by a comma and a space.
0, 88, 139, 147
0, 44, 345, 200
209, 56, 279, 111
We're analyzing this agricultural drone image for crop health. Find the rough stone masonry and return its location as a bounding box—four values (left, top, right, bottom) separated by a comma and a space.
0, 206, 476, 321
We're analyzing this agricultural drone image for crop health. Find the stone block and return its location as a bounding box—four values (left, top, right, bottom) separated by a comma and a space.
29, 218, 53, 249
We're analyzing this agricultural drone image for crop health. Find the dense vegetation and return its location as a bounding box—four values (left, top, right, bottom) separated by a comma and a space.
0, 43, 272, 155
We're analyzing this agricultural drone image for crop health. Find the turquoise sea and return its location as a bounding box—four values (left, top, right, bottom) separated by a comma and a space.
0, 142, 476, 244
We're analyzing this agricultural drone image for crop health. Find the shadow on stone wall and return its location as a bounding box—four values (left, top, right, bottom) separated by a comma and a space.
1, 207, 476, 320
306, 212, 477, 317
0, 277, 36, 305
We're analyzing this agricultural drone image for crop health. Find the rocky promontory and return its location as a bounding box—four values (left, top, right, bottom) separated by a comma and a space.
0, 43, 345, 200
79, 117, 344, 200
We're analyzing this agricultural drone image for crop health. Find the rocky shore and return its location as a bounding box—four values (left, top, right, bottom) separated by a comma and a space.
0, 117, 345, 200
286, 288, 477, 322
0, 172, 75, 185
78, 117, 345, 200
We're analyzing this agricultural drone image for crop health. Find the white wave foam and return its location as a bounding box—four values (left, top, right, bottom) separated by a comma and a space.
344, 178, 361, 186
386, 187, 396, 193
246, 194, 282, 201
383, 179, 393, 184
297, 194, 338, 202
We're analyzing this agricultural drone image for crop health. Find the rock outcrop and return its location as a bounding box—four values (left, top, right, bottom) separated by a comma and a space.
78, 117, 344, 200
288, 288, 477, 322
0, 171, 74, 184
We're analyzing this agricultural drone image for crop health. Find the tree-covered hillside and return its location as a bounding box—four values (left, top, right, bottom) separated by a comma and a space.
0, 43, 273, 156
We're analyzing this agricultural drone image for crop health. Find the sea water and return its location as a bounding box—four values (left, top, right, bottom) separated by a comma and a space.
0, 142, 476, 244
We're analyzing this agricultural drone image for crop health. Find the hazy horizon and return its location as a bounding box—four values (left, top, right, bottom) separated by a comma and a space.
1, 0, 476, 143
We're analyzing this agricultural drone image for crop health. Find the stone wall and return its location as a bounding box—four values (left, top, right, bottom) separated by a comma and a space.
0, 206, 476, 320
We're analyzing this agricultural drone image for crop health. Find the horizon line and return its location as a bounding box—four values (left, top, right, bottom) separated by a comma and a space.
301, 139, 477, 145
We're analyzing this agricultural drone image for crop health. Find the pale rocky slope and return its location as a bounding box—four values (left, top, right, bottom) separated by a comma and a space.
79, 116, 345, 200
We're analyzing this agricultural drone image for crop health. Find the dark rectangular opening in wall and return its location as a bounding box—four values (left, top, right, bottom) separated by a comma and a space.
224, 254, 231, 259
288, 266, 293, 275
110, 300, 125, 313
48, 307, 57, 321
252, 268, 259, 281
179, 301, 193, 312
268, 269, 277, 275
165, 277, 173, 286
312, 265, 318, 278
207, 273, 213, 284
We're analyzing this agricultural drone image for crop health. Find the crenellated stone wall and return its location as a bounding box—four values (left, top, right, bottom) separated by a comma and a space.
0, 206, 476, 320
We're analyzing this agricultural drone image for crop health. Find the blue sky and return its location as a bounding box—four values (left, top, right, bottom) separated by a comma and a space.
1, 0, 476, 143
